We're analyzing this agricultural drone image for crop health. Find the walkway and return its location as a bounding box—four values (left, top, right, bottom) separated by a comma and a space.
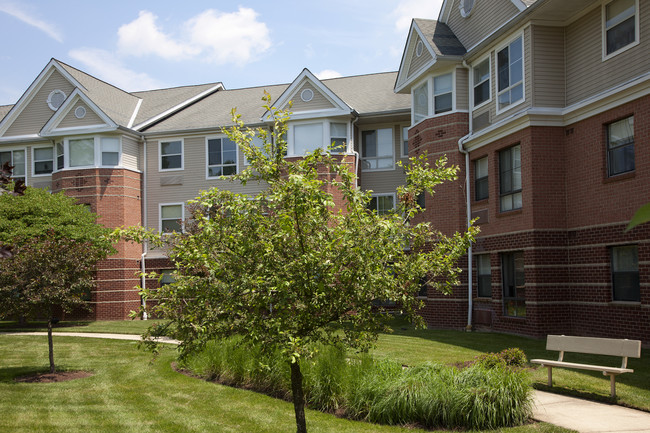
3, 332, 650, 433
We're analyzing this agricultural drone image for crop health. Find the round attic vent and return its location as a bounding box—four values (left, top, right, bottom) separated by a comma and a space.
75, 106, 87, 119
460, 0, 476, 18
300, 88, 314, 102
47, 89, 67, 111
416, 40, 424, 57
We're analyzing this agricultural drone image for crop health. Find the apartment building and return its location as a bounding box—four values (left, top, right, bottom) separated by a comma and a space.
0, 0, 647, 342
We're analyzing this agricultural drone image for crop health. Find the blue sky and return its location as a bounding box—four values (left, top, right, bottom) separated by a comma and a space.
0, 0, 443, 106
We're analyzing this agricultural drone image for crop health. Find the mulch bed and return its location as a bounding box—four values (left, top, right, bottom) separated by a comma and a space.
14, 370, 94, 383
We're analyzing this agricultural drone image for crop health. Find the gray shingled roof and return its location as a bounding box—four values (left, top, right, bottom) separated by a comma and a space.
0, 105, 13, 123
56, 60, 141, 127
414, 19, 466, 57
144, 72, 410, 134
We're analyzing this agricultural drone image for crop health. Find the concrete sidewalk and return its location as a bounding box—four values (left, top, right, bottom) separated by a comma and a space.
533, 390, 650, 433
0, 331, 181, 345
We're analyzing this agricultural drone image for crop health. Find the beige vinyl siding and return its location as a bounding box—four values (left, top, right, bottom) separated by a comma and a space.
455, 67, 469, 111
446, 0, 521, 50
59, 102, 105, 128
359, 124, 407, 194
287, 81, 336, 112
531, 26, 566, 108
566, 4, 650, 106
145, 134, 266, 236
4, 70, 75, 137
407, 34, 434, 80
121, 135, 140, 172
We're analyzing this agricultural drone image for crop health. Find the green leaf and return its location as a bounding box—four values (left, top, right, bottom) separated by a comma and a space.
627, 203, 650, 231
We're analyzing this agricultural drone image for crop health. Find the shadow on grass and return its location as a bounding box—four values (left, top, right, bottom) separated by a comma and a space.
0, 321, 92, 332
0, 366, 51, 383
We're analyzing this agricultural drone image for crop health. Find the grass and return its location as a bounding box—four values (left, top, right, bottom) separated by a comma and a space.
0, 319, 165, 335
0, 335, 572, 433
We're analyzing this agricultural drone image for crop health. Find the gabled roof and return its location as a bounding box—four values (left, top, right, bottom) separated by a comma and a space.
40, 88, 117, 137
439, 0, 538, 23
413, 19, 466, 57
0, 105, 13, 123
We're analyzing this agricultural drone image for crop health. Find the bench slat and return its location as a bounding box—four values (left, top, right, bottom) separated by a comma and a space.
531, 359, 633, 374
546, 335, 641, 358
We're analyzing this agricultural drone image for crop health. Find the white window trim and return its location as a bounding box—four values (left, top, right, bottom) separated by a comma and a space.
0, 146, 27, 185
411, 69, 458, 126
401, 125, 410, 159
61, 136, 123, 171
369, 192, 397, 215
433, 71, 455, 115
360, 127, 396, 172
471, 53, 492, 111
411, 76, 431, 125
159, 138, 184, 172
159, 202, 185, 234
495, 32, 526, 116
602, 0, 640, 61
205, 135, 239, 180
287, 119, 351, 156
31, 145, 55, 177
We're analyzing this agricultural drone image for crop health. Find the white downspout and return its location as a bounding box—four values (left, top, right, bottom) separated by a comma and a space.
351, 113, 360, 188
459, 60, 473, 331
141, 137, 148, 320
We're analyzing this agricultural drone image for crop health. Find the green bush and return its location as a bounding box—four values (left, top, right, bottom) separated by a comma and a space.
183, 339, 533, 430
476, 347, 528, 369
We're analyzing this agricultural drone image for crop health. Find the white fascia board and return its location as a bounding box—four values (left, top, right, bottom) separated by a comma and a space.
42, 125, 119, 137
285, 108, 352, 121
510, 0, 527, 12
40, 88, 117, 136
395, 21, 418, 92
0, 60, 85, 137
128, 98, 143, 129
0, 134, 42, 143
133, 83, 224, 131
441, 0, 453, 23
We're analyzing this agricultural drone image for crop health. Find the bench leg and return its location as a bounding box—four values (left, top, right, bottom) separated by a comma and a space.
609, 374, 616, 398
547, 366, 553, 387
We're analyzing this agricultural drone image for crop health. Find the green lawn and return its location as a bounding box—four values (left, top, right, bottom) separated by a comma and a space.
0, 335, 571, 433
0, 319, 165, 335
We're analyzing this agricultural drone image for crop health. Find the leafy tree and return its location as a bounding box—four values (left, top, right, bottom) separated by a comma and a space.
0, 161, 26, 258
0, 187, 114, 373
121, 95, 477, 433
627, 203, 650, 231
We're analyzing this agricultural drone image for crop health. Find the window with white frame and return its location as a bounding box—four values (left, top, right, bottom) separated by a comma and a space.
68, 138, 95, 167
33, 146, 54, 175
607, 116, 634, 176
160, 140, 183, 170
604, 0, 638, 57
101, 137, 120, 167
244, 134, 266, 165
294, 123, 323, 155
497, 36, 524, 111
56, 142, 64, 171
329, 122, 347, 153
499, 144, 521, 212
402, 127, 409, 158
0, 149, 26, 183
473, 57, 491, 107
413, 81, 429, 124
361, 128, 393, 171
160, 204, 183, 234
434, 73, 453, 114
207, 137, 238, 177
368, 194, 395, 216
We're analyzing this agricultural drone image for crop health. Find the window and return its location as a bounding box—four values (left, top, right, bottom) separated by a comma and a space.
160, 204, 183, 234
499, 145, 521, 212
368, 194, 395, 216
476, 254, 491, 298
497, 36, 524, 111
160, 269, 175, 287
56, 142, 64, 170
611, 245, 639, 302
473, 57, 490, 107
330, 123, 347, 153
604, 0, 638, 57
0, 149, 26, 183
69, 138, 95, 167
33, 147, 54, 176
402, 127, 409, 158
362, 128, 394, 171
502, 251, 525, 317
459, 0, 475, 17
101, 138, 120, 167
413, 81, 429, 124
434, 73, 453, 114
160, 140, 183, 170
607, 116, 634, 176
207, 137, 237, 177
474, 157, 488, 201
294, 123, 323, 155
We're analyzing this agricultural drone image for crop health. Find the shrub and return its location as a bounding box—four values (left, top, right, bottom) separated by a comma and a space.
476, 347, 528, 369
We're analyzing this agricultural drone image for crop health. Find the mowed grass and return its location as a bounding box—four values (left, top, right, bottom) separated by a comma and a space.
0, 335, 571, 433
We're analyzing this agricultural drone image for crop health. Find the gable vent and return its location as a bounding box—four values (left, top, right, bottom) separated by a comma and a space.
300, 88, 314, 102
47, 89, 66, 111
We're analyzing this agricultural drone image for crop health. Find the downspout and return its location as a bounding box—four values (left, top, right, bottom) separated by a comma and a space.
140, 136, 148, 320
459, 60, 473, 331
351, 113, 360, 188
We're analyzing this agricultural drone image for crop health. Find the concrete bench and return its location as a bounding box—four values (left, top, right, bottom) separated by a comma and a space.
531, 335, 641, 397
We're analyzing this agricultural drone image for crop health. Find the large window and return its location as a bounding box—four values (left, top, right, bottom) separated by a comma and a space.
604, 0, 638, 57
476, 254, 492, 298
611, 245, 640, 302
0, 149, 25, 183
32, 146, 54, 176
497, 36, 524, 111
160, 204, 183, 234
330, 123, 347, 153
290, 121, 348, 156
473, 57, 491, 107
362, 128, 393, 171
607, 116, 634, 176
412, 73, 455, 123
499, 145, 521, 212
207, 137, 237, 177
294, 123, 323, 155
101, 138, 120, 167
59, 136, 121, 170
368, 194, 395, 216
434, 73, 453, 114
69, 138, 95, 167
502, 251, 525, 317
474, 157, 488, 201
160, 140, 183, 171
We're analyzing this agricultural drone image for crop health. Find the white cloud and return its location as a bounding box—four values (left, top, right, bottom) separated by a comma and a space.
316, 70, 342, 80
0, 1, 62, 42
116, 7, 271, 66
392, 0, 444, 33
69, 48, 166, 92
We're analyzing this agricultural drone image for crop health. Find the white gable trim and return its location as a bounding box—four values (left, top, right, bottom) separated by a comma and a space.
0, 59, 85, 137
510, 0, 527, 12
128, 98, 143, 129
395, 23, 439, 93
40, 88, 117, 137
263, 69, 352, 122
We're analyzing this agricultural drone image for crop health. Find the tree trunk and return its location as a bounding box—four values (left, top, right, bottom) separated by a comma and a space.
47, 316, 55, 374
289, 360, 307, 433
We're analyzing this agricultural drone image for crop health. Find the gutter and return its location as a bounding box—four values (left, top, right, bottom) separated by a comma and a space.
459, 60, 473, 331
